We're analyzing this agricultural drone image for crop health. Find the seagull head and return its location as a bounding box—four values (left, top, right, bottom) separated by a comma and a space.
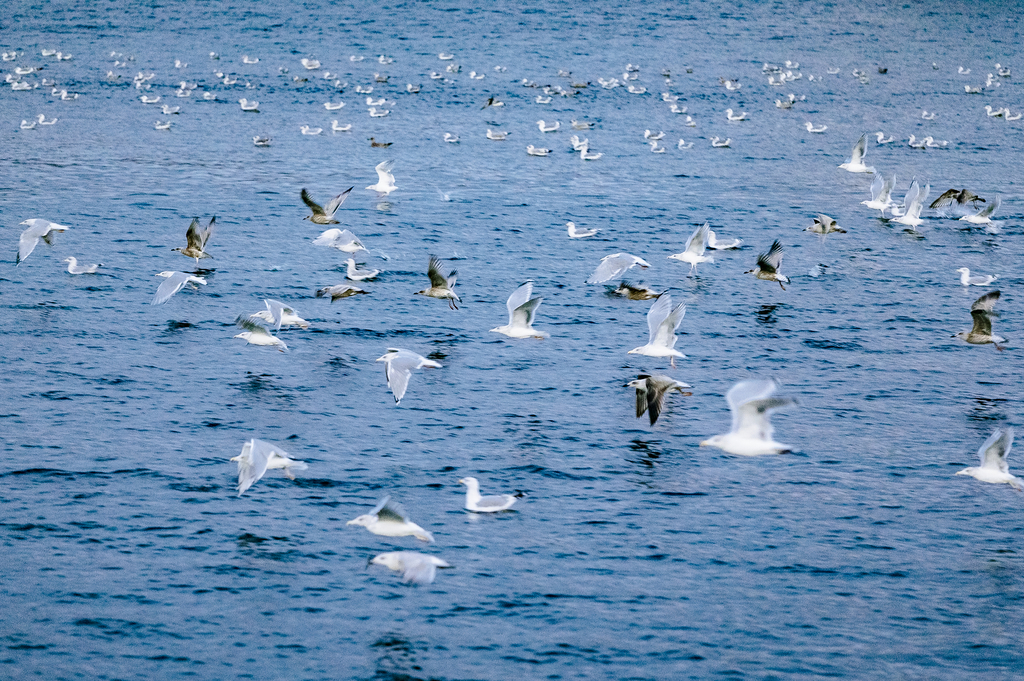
346, 514, 374, 527
699, 435, 723, 448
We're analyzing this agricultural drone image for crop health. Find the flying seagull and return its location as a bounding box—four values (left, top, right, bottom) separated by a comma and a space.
627, 294, 687, 367
806, 214, 847, 234
930, 188, 984, 215
838, 133, 875, 173
668, 222, 715, 273
230, 438, 308, 495
312, 228, 367, 253
316, 284, 369, 301
586, 253, 651, 284
700, 379, 797, 455
17, 218, 69, 264
172, 216, 215, 263
609, 281, 663, 300
370, 552, 451, 585
346, 495, 434, 542
626, 374, 692, 425
415, 256, 460, 309
490, 281, 548, 338
955, 290, 1005, 349
301, 187, 353, 224
745, 240, 789, 289
956, 428, 1021, 491
152, 271, 206, 305
376, 348, 442, 404
233, 314, 288, 352
366, 160, 397, 197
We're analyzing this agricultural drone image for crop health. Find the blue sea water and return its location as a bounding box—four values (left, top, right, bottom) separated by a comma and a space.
1, 1, 1023, 679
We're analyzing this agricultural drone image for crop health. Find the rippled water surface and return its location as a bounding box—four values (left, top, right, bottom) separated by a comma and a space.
2, 1, 1024, 679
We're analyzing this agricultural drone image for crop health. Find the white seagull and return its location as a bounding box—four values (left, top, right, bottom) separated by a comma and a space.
956, 428, 1020, 491
490, 281, 548, 339
313, 228, 367, 253
839, 134, 875, 173
347, 496, 434, 542
959, 198, 1000, 225
366, 160, 397, 196
371, 552, 451, 585
377, 348, 442, 404
231, 439, 308, 495
861, 173, 897, 217
537, 120, 560, 132
458, 477, 520, 512
707, 230, 742, 250
346, 258, 379, 281
586, 253, 651, 284
893, 180, 930, 230
233, 315, 288, 352
668, 222, 714, 274
700, 379, 796, 455
250, 299, 309, 329
566, 221, 598, 238
627, 294, 687, 367
956, 268, 998, 286
17, 219, 69, 264
62, 257, 101, 274
151, 271, 206, 305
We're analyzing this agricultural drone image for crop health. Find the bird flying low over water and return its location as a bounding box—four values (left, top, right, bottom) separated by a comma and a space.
745, 240, 789, 289
668, 222, 714, 273
627, 374, 692, 425
700, 379, 797, 455
250, 299, 309, 329
301, 187, 353, 224
233, 314, 288, 351
152, 271, 206, 305
315, 284, 369, 301
371, 552, 451, 585
806, 214, 846, 234
930, 188, 984, 215
312, 228, 367, 253
955, 290, 1005, 350
173, 216, 215, 263
861, 173, 896, 217
838, 133, 875, 173
627, 294, 687, 367
231, 438, 308, 495
956, 428, 1021, 491
347, 495, 434, 542
490, 281, 548, 338
609, 281, 663, 300
377, 348, 442, 404
587, 253, 651, 284
416, 256, 460, 309
17, 219, 69, 264
367, 160, 397, 196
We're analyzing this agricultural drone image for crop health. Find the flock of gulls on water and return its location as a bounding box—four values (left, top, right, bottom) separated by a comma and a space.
7, 46, 1021, 584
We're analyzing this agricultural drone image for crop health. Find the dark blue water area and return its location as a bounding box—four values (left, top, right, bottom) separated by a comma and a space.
1, 1, 1023, 679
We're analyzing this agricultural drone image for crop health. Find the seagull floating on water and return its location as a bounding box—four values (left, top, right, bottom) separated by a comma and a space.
371, 552, 451, 585
956, 428, 1020, 491
805, 121, 827, 133
956, 268, 998, 287
346, 258, 379, 281
490, 281, 548, 339
231, 438, 308, 495
415, 256, 460, 309
627, 374, 691, 425
486, 129, 510, 140
710, 136, 731, 147
17, 219, 68, 264
331, 121, 352, 132
347, 495, 434, 541
300, 125, 322, 135
587, 253, 651, 284
459, 477, 521, 512
627, 294, 687, 367
725, 108, 747, 121
526, 145, 550, 156
62, 257, 101, 274
707, 230, 742, 250
700, 379, 797, 455
566, 221, 598, 238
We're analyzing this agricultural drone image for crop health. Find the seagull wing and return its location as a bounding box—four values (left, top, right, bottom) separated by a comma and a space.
184, 218, 203, 250
869, 174, 885, 202
383, 353, 415, 403
236, 439, 272, 495
587, 254, 628, 284
726, 380, 779, 434
652, 301, 685, 349
235, 314, 273, 336
199, 217, 215, 249
402, 556, 438, 585
978, 427, 1014, 473
850, 134, 867, 163
757, 240, 784, 273
970, 309, 993, 336
645, 378, 668, 425
301, 188, 326, 217
376, 497, 410, 523
683, 222, 710, 256
17, 227, 43, 264
880, 175, 896, 203
505, 282, 533, 324
976, 197, 1000, 218
512, 297, 542, 329
929, 188, 960, 210
971, 290, 1000, 314
902, 180, 921, 211
375, 160, 395, 184
427, 257, 448, 288
644, 295, 673, 345
633, 377, 651, 419
151, 272, 189, 305
264, 299, 287, 332
322, 187, 354, 218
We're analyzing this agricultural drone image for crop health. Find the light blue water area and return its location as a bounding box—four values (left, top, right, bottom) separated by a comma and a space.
1, 1, 1023, 679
